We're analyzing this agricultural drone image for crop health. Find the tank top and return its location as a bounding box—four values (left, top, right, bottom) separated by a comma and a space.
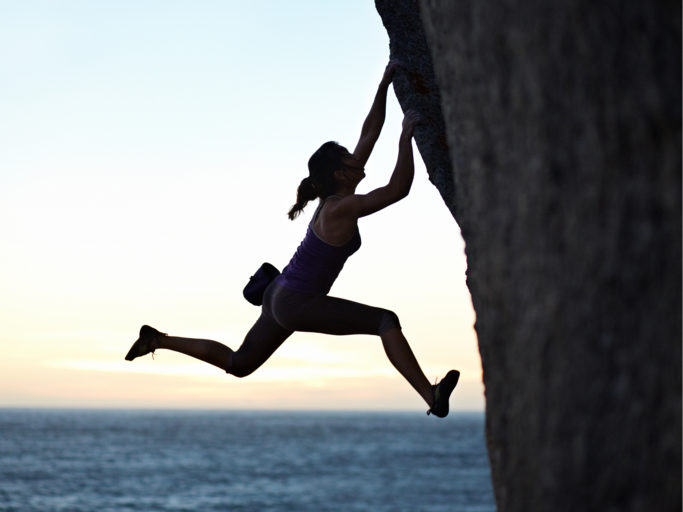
275, 196, 361, 295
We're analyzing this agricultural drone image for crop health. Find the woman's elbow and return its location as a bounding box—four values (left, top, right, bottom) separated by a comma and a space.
393, 185, 410, 201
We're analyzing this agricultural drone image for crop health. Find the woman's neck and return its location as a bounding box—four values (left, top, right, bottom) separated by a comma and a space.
334, 184, 357, 198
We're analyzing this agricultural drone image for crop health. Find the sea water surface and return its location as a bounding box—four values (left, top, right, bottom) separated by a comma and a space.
0, 409, 495, 512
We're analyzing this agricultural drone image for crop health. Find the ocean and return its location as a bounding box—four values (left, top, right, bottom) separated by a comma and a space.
0, 409, 495, 512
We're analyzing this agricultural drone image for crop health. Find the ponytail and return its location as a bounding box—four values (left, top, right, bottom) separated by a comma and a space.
288, 176, 318, 220
287, 141, 350, 220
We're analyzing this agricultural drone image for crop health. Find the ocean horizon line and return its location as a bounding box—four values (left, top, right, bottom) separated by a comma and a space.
0, 406, 485, 415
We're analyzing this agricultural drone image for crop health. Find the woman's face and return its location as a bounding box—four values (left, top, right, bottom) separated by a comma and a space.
341, 156, 366, 186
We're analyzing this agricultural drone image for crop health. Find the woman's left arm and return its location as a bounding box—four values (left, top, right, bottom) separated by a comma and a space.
352, 60, 403, 166
320, 111, 420, 242
332, 111, 421, 223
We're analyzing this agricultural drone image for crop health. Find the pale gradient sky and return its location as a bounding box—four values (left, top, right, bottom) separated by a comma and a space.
0, 1, 483, 411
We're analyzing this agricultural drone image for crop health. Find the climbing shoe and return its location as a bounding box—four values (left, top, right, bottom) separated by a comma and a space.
427, 370, 460, 418
125, 325, 166, 361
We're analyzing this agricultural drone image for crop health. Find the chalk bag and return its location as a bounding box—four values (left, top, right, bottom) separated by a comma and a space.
243, 262, 280, 306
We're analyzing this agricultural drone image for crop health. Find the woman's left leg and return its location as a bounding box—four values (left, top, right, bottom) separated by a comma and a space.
380, 327, 433, 407
272, 289, 433, 407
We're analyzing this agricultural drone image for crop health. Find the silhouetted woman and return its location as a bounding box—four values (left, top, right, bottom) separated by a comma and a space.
125, 61, 459, 417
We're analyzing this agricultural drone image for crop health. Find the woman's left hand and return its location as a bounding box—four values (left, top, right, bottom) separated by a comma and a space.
401, 110, 422, 137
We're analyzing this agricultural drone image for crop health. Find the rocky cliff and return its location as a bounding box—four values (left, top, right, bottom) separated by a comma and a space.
376, 0, 682, 510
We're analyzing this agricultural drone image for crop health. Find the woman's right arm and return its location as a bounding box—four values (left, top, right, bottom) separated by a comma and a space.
352, 61, 404, 167
335, 110, 421, 220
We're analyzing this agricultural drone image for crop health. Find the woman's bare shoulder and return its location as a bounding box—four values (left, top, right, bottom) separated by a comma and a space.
315, 196, 359, 245
322, 194, 362, 219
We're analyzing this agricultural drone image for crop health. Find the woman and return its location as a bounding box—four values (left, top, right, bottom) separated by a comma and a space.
125, 61, 459, 417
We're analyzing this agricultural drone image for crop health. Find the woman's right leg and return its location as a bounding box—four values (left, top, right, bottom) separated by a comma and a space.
151, 313, 293, 377
155, 335, 233, 370
228, 314, 293, 377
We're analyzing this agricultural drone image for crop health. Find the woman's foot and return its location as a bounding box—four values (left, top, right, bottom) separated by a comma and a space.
427, 370, 460, 418
125, 325, 166, 361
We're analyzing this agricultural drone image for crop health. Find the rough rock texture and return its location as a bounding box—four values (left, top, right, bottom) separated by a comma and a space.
376, 0, 682, 511
375, 0, 456, 218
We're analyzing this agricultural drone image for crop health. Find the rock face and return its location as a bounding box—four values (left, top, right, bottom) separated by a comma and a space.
375, 0, 456, 218
376, 0, 682, 511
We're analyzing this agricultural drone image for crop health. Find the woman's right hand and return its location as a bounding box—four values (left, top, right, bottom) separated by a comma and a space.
402, 110, 422, 137
381, 59, 405, 86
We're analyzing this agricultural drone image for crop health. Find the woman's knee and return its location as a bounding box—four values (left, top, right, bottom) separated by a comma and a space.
227, 364, 256, 378
226, 352, 260, 378
226, 327, 291, 379
378, 309, 401, 336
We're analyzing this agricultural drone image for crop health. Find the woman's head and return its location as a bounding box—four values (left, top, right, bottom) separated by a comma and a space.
287, 141, 360, 220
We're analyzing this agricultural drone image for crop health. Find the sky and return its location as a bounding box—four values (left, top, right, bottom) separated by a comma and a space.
0, 1, 483, 411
